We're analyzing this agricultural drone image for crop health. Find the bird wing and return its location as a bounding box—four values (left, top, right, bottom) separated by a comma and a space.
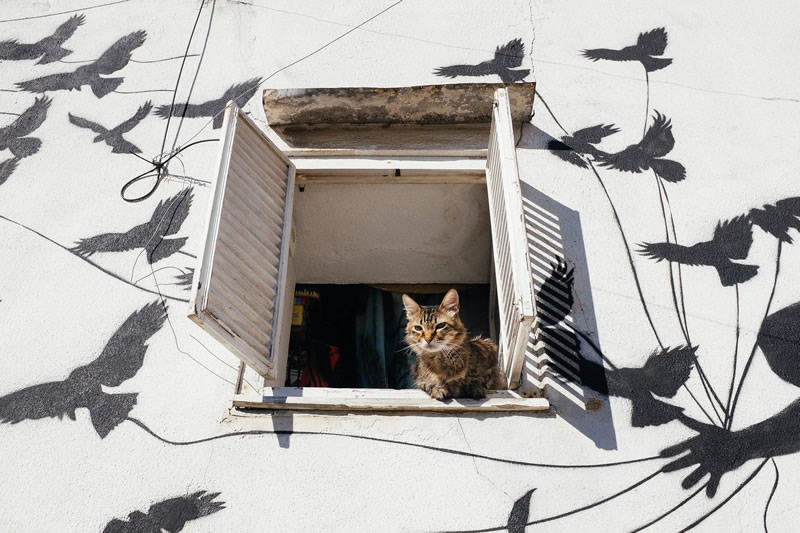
154, 102, 210, 120
175, 267, 194, 289
224, 77, 263, 107
713, 216, 753, 260
433, 61, 495, 78
580, 48, 630, 62
145, 491, 225, 530
148, 189, 194, 237
92, 30, 146, 74
0, 380, 75, 424
70, 229, 142, 256
773, 196, 800, 216
47, 14, 85, 45
595, 145, 646, 173
640, 111, 675, 157
638, 242, 700, 265
70, 301, 166, 388
641, 345, 696, 397
114, 101, 152, 134
16, 71, 80, 93
68, 113, 107, 135
494, 38, 525, 68
572, 124, 619, 145
650, 158, 686, 182
637, 27, 668, 56
4, 96, 51, 138
0, 39, 40, 60
0, 157, 19, 186
507, 489, 535, 533
547, 139, 589, 168
774, 197, 800, 235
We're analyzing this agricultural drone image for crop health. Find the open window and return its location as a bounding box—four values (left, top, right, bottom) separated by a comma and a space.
189, 84, 547, 412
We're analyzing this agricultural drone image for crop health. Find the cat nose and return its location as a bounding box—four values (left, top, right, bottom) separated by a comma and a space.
423, 333, 433, 342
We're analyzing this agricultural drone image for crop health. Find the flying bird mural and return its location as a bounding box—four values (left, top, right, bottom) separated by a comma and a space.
638, 216, 758, 286
71, 189, 193, 263
16, 30, 146, 98
155, 77, 263, 129
0, 14, 85, 64
0, 96, 51, 185
69, 101, 152, 154
103, 490, 225, 533
0, 96, 51, 159
595, 111, 686, 182
433, 38, 530, 83
582, 346, 697, 427
0, 302, 166, 438
582, 27, 672, 73
547, 124, 618, 169
748, 197, 800, 243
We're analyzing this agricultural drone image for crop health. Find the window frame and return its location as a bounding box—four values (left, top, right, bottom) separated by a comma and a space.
189, 87, 546, 413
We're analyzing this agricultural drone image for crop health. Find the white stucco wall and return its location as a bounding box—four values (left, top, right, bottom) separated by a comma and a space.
2, 1, 800, 531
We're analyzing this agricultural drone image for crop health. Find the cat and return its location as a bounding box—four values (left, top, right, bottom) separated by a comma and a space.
403, 289, 507, 400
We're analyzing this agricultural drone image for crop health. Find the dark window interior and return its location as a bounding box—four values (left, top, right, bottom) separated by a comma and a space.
286, 284, 491, 388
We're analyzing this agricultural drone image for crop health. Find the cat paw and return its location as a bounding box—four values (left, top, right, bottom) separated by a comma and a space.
429, 386, 450, 401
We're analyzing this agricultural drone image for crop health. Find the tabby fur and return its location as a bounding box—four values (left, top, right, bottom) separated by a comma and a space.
403, 289, 507, 400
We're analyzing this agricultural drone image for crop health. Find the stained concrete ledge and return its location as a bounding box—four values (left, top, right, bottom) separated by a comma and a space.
263, 82, 536, 125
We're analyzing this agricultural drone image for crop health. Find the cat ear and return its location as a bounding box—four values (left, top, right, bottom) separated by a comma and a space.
440, 289, 459, 316
402, 294, 421, 317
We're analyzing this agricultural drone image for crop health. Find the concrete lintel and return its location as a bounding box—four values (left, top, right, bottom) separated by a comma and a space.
263, 82, 536, 126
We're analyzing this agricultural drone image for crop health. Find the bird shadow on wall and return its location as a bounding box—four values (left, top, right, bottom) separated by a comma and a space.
518, 179, 617, 450
16, 30, 147, 98
0, 95, 51, 186
103, 490, 225, 532
0, 301, 166, 439
433, 38, 530, 84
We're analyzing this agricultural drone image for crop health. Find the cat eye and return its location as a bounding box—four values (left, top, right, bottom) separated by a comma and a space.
413, 325, 423, 331
435, 323, 447, 330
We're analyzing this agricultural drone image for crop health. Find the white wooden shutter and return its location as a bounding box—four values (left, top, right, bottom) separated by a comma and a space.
189, 103, 295, 379
486, 88, 536, 389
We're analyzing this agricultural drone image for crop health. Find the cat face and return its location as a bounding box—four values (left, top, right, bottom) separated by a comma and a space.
402, 289, 467, 354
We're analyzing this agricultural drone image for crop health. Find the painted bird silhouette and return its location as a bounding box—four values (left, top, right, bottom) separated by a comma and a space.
71, 189, 193, 263
0, 302, 166, 438
581, 27, 672, 73
69, 101, 152, 153
16, 30, 146, 98
547, 124, 618, 169
103, 490, 225, 533
155, 77, 263, 129
749, 197, 800, 243
0, 14, 85, 64
595, 111, 686, 182
582, 346, 696, 427
0, 96, 51, 159
433, 38, 530, 83
639, 216, 758, 286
